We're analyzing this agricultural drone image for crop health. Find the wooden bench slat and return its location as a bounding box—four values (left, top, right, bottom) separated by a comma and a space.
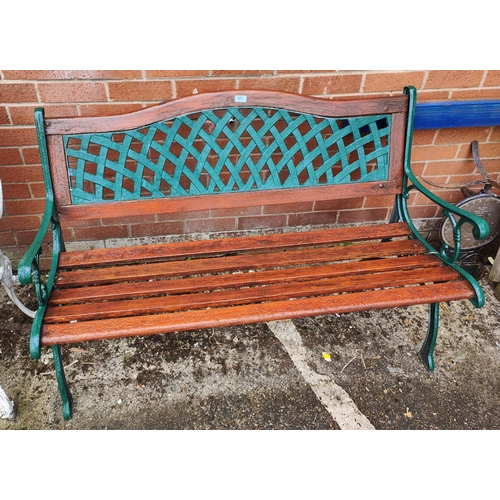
44, 266, 462, 323
58, 222, 413, 269
55, 239, 424, 288
49, 254, 444, 305
40, 280, 475, 346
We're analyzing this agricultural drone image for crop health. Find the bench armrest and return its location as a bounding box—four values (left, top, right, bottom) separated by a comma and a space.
401, 88, 490, 259
17, 107, 64, 310
17, 199, 55, 285
405, 173, 490, 258
398, 87, 490, 308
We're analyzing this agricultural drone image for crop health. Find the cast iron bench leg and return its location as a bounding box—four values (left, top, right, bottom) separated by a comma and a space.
52, 345, 72, 420
418, 302, 440, 371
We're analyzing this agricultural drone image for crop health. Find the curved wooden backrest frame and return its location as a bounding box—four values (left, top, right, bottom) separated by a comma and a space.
37, 90, 410, 222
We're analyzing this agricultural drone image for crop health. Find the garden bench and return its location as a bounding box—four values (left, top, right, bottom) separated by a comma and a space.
18, 86, 489, 420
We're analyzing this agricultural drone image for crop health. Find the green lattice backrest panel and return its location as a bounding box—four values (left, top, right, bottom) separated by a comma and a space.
63, 107, 391, 204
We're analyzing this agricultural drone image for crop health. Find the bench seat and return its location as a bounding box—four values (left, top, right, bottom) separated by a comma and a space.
41, 222, 474, 346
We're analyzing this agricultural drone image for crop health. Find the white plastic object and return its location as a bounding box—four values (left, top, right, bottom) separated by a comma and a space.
0, 385, 15, 420
0, 179, 36, 318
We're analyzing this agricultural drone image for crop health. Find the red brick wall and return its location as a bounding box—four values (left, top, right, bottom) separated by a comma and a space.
1, 70, 500, 267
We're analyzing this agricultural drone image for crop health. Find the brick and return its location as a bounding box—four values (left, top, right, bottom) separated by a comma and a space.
301, 74, 362, 95
73, 224, 129, 241
101, 214, 156, 226
0, 106, 9, 125
288, 212, 336, 227
412, 129, 437, 146
423, 159, 477, 177
411, 144, 460, 162
29, 182, 47, 198
476, 158, 500, 174
2, 70, 73, 80
466, 141, 500, 158
0, 148, 22, 165
130, 220, 184, 237
489, 127, 500, 141
15, 229, 51, 245
425, 71, 484, 89
4, 198, 46, 216
431, 173, 487, 189
175, 79, 237, 98
363, 195, 395, 209
156, 210, 211, 221
410, 162, 425, 177
0, 83, 38, 103
238, 77, 301, 93
20, 147, 41, 164
79, 103, 147, 117
238, 214, 286, 230
416, 175, 450, 191
416, 90, 451, 101
0, 127, 38, 147
435, 127, 490, 145
63, 218, 103, 228
9, 104, 78, 125
72, 70, 143, 80
0, 215, 41, 232
108, 81, 174, 101
484, 70, 500, 86
146, 70, 209, 78
214, 70, 274, 77
0, 231, 16, 245
1, 182, 31, 199
210, 206, 261, 217
61, 227, 74, 241
2, 245, 34, 267
363, 71, 425, 93
38, 82, 107, 103
262, 201, 313, 214
414, 189, 462, 206
277, 70, 334, 74
337, 208, 388, 224
185, 217, 236, 233
451, 89, 500, 100
407, 205, 440, 219
314, 198, 364, 211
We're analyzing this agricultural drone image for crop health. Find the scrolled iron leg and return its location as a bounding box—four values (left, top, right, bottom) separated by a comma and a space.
418, 302, 440, 371
52, 345, 72, 420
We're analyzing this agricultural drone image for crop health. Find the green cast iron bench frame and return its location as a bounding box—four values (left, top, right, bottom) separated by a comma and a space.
18, 86, 489, 420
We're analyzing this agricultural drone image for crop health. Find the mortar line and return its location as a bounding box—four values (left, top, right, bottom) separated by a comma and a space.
267, 319, 375, 430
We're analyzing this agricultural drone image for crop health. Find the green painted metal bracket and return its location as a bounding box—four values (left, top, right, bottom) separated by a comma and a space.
396, 86, 490, 308
17, 108, 64, 359
52, 345, 72, 420
418, 303, 440, 371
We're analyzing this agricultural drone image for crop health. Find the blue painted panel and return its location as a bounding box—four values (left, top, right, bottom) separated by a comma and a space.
414, 100, 500, 130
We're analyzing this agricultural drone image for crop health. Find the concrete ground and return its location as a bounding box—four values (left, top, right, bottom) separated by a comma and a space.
1, 273, 500, 431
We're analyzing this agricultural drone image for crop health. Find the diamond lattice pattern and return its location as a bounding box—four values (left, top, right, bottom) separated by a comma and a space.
63, 108, 391, 204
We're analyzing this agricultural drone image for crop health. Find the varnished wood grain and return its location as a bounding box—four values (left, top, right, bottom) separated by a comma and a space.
58, 222, 412, 268
56, 181, 403, 219
55, 239, 424, 287
45, 91, 408, 135
44, 267, 461, 323
40, 281, 474, 345
49, 254, 443, 305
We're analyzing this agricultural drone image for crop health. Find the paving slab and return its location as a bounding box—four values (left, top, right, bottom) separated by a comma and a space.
0, 274, 499, 430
